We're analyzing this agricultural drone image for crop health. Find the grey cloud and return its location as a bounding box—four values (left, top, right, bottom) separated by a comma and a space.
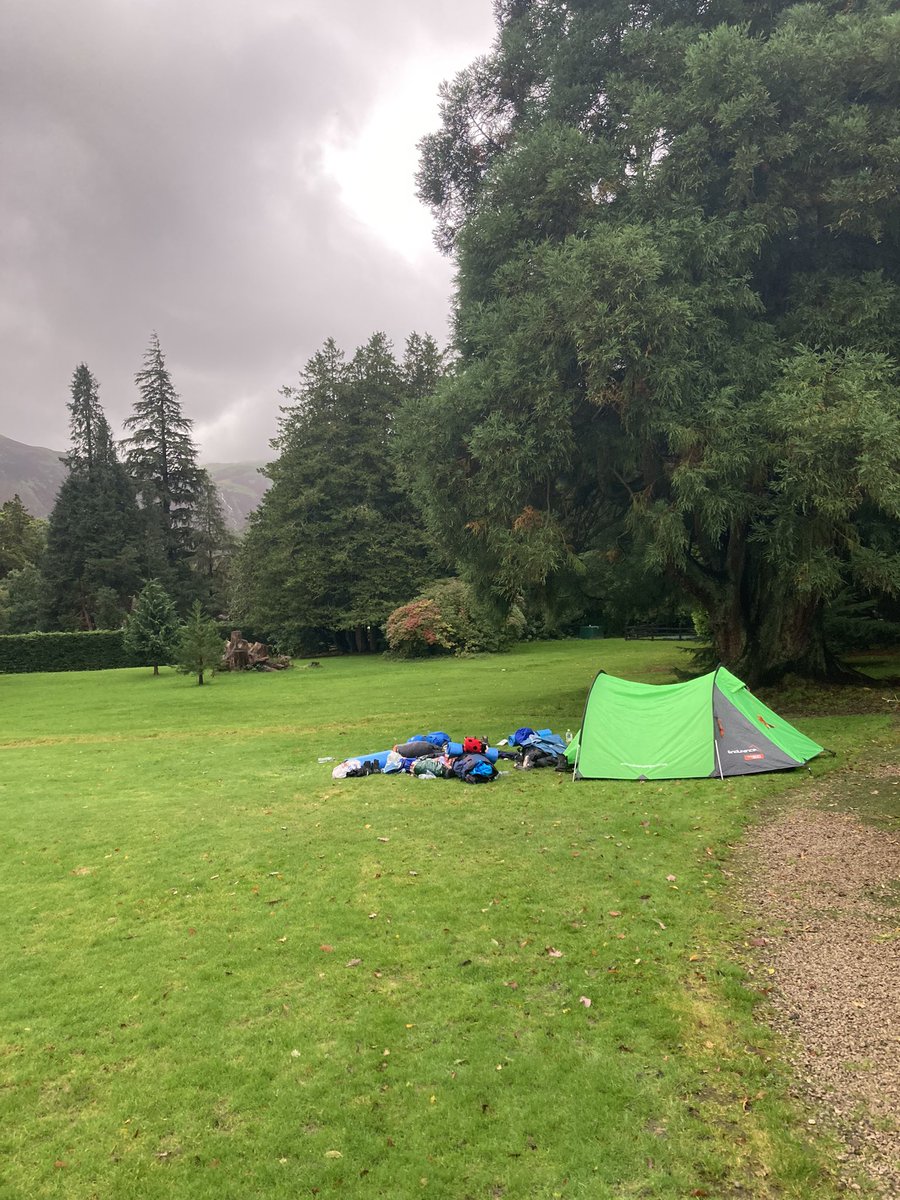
0, 0, 494, 461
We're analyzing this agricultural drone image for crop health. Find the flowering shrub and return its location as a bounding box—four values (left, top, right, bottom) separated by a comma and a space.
385, 580, 518, 658
384, 598, 448, 658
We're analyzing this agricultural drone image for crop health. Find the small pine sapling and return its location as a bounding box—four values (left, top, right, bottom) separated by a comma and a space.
123, 579, 179, 675
175, 601, 223, 685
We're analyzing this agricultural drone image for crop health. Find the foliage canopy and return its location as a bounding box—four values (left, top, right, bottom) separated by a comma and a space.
412, 0, 900, 681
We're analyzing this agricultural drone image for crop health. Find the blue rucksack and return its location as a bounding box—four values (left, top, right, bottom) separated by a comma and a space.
451, 752, 498, 784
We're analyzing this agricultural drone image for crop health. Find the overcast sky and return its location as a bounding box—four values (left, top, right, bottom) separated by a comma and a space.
0, 0, 496, 462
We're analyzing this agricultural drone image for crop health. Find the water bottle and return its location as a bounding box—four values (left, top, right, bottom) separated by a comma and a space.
565, 729, 573, 744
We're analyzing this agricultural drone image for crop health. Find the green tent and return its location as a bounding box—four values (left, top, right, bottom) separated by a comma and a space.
566, 667, 824, 780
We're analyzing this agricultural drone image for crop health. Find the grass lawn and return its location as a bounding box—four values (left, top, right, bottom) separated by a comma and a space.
0, 639, 896, 1199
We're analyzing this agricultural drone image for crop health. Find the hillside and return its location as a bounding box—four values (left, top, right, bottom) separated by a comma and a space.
0, 434, 270, 529
203, 460, 270, 529
0, 434, 67, 518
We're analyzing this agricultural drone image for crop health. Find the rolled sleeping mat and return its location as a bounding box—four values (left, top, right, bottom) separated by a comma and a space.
345, 749, 392, 769
445, 742, 500, 763
394, 740, 439, 758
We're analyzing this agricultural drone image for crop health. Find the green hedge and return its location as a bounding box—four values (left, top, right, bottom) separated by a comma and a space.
0, 630, 152, 673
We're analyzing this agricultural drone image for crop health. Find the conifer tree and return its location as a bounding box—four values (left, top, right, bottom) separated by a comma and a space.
123, 579, 179, 674
66, 363, 113, 476
234, 334, 437, 653
412, 0, 900, 682
43, 365, 144, 629
190, 471, 234, 613
175, 601, 223, 685
123, 333, 203, 585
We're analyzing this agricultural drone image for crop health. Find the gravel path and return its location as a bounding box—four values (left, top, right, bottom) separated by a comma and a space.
741, 776, 900, 1195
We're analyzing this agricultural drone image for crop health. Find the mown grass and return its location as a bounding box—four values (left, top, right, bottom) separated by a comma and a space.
0, 639, 896, 1199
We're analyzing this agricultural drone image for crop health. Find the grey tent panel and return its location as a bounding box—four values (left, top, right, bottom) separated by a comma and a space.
711, 691, 802, 776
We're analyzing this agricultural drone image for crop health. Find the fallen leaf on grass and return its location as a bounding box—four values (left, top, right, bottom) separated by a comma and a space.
545, 947, 563, 958
503, 981, 518, 989
325, 1149, 343, 1158
320, 944, 334, 953
377, 837, 390, 843
346, 958, 362, 968
71, 867, 92, 876
579, 996, 592, 1008
608, 911, 621, 918
666, 874, 677, 882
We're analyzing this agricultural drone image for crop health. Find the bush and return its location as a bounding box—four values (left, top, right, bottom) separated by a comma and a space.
384, 598, 447, 658
0, 630, 149, 673
385, 579, 518, 658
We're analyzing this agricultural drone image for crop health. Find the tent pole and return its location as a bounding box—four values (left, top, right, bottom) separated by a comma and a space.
714, 738, 725, 781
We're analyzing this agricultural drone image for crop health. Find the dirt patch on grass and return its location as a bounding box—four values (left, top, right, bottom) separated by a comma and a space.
741, 787, 900, 1194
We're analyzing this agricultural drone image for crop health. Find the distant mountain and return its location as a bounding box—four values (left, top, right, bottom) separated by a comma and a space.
0, 434, 67, 518
204, 461, 270, 529
0, 434, 270, 530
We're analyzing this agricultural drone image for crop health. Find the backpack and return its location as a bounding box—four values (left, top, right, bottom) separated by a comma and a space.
451, 752, 497, 784
462, 736, 487, 754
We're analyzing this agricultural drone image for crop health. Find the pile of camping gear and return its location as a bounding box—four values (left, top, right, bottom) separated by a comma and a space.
331, 727, 569, 783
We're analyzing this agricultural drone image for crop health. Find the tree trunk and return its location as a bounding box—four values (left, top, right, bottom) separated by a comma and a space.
692, 542, 853, 685
367, 625, 378, 653
355, 625, 366, 653
198, 669, 205, 685
714, 567, 839, 685
153, 663, 159, 676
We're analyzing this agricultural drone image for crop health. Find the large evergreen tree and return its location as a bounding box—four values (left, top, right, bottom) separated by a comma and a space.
66, 362, 111, 475
234, 334, 438, 653
42, 365, 144, 629
411, 0, 900, 682
123, 333, 203, 596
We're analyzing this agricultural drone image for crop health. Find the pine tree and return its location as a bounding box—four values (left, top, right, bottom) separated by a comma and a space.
66, 363, 114, 476
175, 601, 223, 685
123, 333, 203, 585
190, 471, 234, 613
43, 366, 145, 629
234, 335, 437, 653
123, 579, 180, 675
